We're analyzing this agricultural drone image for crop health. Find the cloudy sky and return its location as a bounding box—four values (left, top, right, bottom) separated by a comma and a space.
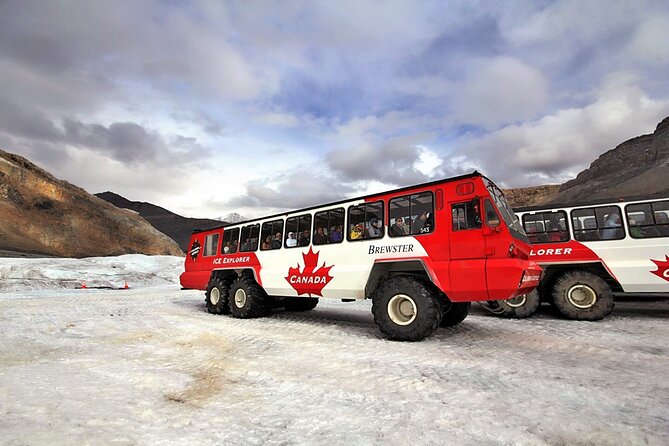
1, 0, 668, 219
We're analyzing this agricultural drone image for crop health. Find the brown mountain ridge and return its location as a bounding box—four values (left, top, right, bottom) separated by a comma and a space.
0, 150, 183, 257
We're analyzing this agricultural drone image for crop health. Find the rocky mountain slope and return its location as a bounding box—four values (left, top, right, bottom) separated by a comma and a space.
506, 116, 669, 208
0, 150, 183, 257
95, 192, 223, 252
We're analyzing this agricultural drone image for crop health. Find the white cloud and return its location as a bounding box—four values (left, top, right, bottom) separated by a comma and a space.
452, 57, 548, 129
451, 79, 669, 187
626, 15, 669, 65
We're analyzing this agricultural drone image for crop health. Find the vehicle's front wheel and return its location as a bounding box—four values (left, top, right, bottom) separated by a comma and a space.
205, 277, 230, 315
483, 290, 541, 319
228, 275, 272, 319
372, 276, 443, 342
284, 297, 319, 312
551, 271, 614, 320
440, 301, 470, 327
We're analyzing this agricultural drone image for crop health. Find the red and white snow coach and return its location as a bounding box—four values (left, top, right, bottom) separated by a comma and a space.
483, 195, 669, 320
180, 172, 541, 341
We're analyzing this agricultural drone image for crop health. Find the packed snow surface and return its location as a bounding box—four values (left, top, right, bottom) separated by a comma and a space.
0, 255, 668, 445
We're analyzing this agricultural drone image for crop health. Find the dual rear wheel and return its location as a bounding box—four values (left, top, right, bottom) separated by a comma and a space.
205, 275, 319, 318
483, 270, 614, 321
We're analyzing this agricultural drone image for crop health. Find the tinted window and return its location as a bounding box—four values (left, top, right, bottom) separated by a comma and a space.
522, 211, 569, 244
285, 214, 312, 248
203, 233, 219, 256
484, 199, 500, 228
240, 224, 260, 252
626, 200, 669, 238
348, 201, 384, 241
389, 192, 434, 237
452, 200, 481, 231
572, 206, 624, 241
313, 208, 345, 245
260, 220, 284, 250
222, 227, 239, 254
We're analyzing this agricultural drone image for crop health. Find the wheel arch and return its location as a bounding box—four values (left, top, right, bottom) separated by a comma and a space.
365, 260, 442, 299
539, 262, 623, 298
209, 267, 261, 285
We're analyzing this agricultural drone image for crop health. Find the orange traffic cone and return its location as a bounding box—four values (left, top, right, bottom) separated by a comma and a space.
123, 281, 129, 289
81, 281, 87, 289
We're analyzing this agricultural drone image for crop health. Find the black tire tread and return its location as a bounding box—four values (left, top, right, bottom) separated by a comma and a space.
440, 302, 471, 326
228, 275, 272, 319
371, 276, 442, 342
551, 270, 614, 321
492, 289, 541, 319
205, 277, 230, 315
284, 298, 319, 312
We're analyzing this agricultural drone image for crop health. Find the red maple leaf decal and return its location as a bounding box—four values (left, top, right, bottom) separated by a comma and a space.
650, 255, 669, 283
285, 247, 334, 297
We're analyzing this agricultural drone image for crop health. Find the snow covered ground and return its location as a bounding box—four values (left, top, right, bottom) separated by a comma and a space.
0, 255, 668, 445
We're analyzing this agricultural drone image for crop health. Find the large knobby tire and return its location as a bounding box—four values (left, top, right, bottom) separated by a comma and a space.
372, 276, 443, 342
551, 271, 614, 321
284, 297, 319, 312
440, 301, 471, 327
205, 277, 230, 315
486, 290, 541, 319
228, 275, 272, 319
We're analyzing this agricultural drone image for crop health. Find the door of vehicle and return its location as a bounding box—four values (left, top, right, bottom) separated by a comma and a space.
448, 198, 487, 300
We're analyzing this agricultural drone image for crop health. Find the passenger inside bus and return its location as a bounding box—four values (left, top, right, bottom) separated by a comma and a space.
285, 232, 297, 247
298, 231, 310, 246
272, 232, 282, 249
390, 217, 405, 236
313, 227, 328, 244
602, 213, 622, 239
367, 217, 382, 238
329, 226, 343, 243
350, 223, 364, 240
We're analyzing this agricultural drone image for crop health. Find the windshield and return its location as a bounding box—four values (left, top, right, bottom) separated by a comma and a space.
482, 177, 529, 243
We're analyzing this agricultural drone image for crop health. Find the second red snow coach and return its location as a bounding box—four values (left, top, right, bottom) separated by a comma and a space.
180, 172, 542, 341
483, 195, 669, 320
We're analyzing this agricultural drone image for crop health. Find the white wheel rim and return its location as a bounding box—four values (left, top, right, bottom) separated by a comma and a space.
210, 287, 220, 305
506, 294, 527, 308
567, 284, 597, 309
387, 294, 417, 326
234, 288, 247, 309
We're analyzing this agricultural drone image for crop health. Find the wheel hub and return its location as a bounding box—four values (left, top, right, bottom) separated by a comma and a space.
234, 288, 247, 308
387, 294, 417, 326
506, 294, 527, 308
567, 284, 597, 309
210, 287, 220, 305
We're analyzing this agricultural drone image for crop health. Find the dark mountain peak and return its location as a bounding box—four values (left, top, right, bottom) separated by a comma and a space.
95, 192, 224, 251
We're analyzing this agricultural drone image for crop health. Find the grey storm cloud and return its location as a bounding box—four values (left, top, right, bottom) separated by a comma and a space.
224, 170, 358, 212
0, 98, 207, 166
325, 134, 433, 186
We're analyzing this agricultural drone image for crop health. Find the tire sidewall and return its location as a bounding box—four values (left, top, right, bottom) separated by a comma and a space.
552, 271, 614, 321
440, 302, 471, 327
206, 278, 230, 315
228, 276, 271, 318
496, 289, 541, 319
372, 277, 442, 342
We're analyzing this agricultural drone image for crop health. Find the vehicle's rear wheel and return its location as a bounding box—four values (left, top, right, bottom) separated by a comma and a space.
284, 297, 319, 312
551, 271, 614, 320
483, 290, 540, 319
205, 277, 230, 315
228, 275, 272, 318
372, 276, 442, 341
440, 301, 470, 327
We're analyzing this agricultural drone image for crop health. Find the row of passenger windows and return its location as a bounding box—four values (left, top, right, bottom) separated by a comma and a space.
202, 192, 437, 256
522, 200, 669, 244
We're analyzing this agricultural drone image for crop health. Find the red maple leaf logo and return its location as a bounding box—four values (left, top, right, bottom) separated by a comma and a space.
285, 247, 334, 297
650, 255, 669, 283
